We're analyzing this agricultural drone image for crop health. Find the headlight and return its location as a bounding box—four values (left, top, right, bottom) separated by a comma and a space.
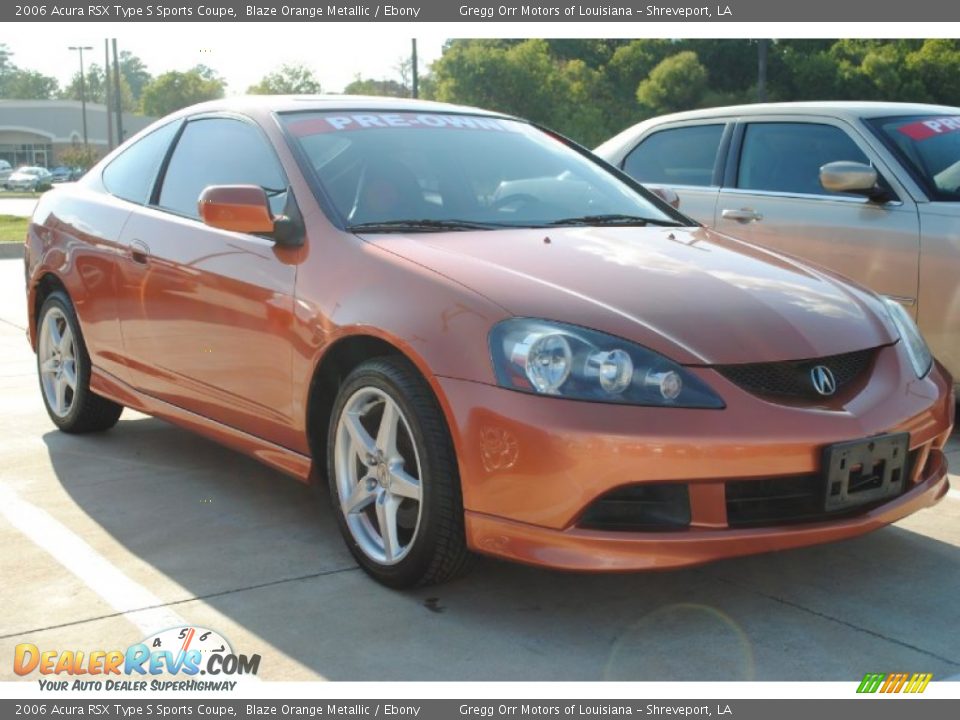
883, 297, 932, 378
490, 318, 724, 408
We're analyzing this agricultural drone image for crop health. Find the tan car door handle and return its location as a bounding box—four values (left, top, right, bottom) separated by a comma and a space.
130, 239, 150, 265
722, 208, 763, 223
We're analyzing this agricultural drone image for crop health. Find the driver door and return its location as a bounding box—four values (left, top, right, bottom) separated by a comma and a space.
115, 116, 300, 448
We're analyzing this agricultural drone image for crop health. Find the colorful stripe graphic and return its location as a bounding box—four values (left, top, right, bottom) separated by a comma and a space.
857, 672, 932, 694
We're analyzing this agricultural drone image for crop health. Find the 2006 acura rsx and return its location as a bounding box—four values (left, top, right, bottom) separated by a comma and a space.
24, 97, 954, 587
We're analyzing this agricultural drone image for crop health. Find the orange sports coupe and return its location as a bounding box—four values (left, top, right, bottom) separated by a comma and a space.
24, 97, 954, 588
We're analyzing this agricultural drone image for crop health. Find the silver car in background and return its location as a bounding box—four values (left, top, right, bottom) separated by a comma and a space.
596, 102, 960, 389
5, 166, 54, 191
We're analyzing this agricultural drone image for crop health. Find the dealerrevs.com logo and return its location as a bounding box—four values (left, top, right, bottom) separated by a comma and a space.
14, 626, 261, 691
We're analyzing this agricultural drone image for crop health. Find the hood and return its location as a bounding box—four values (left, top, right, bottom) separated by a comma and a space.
362, 226, 897, 365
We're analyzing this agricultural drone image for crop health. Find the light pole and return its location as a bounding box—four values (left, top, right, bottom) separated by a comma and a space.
68, 45, 93, 158
411, 39, 418, 99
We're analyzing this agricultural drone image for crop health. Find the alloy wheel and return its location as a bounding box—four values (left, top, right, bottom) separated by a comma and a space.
38, 307, 78, 418
333, 387, 424, 565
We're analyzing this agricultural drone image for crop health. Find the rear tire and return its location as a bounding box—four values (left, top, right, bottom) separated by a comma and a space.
326, 356, 473, 588
36, 290, 123, 433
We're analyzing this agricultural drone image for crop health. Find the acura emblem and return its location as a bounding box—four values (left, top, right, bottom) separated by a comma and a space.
810, 365, 837, 396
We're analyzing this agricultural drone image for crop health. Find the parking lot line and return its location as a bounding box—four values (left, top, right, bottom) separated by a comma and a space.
0, 482, 189, 636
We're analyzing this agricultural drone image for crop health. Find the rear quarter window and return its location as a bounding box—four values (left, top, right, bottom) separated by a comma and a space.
101, 121, 181, 205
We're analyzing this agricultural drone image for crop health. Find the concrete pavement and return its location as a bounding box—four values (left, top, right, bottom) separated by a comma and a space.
0, 257, 957, 682
0, 197, 40, 218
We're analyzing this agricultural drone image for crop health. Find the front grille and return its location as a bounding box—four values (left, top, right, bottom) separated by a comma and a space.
726, 474, 825, 527
578, 483, 690, 531
726, 449, 917, 528
715, 347, 878, 401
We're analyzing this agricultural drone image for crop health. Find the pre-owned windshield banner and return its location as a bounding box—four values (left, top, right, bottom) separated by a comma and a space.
4, 0, 958, 22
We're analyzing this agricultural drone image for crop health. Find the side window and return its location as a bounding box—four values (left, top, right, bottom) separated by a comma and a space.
157, 118, 287, 219
622, 124, 724, 187
737, 122, 870, 196
101, 121, 180, 204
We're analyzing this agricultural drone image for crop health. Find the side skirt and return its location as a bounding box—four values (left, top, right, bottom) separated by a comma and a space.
90, 366, 314, 484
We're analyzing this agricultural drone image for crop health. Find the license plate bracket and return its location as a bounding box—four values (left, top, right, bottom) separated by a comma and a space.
822, 432, 910, 512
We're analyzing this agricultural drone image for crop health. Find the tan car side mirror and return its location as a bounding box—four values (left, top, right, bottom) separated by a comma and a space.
820, 161, 878, 194
649, 185, 681, 209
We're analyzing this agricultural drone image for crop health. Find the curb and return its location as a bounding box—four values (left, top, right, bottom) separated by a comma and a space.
0, 244, 24, 260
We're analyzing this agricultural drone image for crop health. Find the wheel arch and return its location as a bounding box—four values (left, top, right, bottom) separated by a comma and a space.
304, 330, 464, 486
29, 272, 69, 349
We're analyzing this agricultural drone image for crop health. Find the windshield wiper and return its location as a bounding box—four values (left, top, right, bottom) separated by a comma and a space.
547, 213, 685, 228
347, 218, 508, 233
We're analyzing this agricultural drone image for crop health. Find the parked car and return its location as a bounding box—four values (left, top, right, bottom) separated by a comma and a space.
0, 159, 12, 185
49, 166, 81, 184
6, 165, 53, 191
25, 97, 953, 588
595, 101, 960, 390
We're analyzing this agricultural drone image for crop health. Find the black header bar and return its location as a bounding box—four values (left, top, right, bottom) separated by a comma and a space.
5, 1, 959, 23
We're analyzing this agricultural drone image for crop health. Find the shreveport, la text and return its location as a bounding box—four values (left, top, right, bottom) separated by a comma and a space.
457, 705, 732, 716
458, 5, 733, 18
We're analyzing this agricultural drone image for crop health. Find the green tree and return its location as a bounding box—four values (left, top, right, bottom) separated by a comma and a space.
425, 38, 960, 146
603, 40, 674, 130
431, 39, 614, 144
432, 40, 560, 122
140, 66, 226, 116
61, 63, 136, 111
118, 50, 152, 102
343, 77, 408, 97
57, 143, 98, 169
0, 44, 14, 76
247, 63, 321, 95
904, 39, 960, 104
3, 69, 59, 99
637, 51, 709, 115
0, 44, 59, 99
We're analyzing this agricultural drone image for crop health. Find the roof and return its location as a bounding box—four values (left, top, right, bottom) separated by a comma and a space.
634, 101, 960, 124
166, 94, 513, 120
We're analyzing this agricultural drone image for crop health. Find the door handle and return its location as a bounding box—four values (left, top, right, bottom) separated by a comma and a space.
130, 239, 150, 265
721, 208, 763, 223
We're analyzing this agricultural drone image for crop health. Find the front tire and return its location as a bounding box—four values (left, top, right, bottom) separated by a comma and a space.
37, 291, 123, 433
326, 357, 473, 588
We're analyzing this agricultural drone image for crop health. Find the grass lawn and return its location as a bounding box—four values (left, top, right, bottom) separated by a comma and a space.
0, 190, 44, 199
0, 215, 28, 243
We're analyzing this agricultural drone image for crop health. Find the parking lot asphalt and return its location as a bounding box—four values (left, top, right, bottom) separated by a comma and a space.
0, 256, 957, 682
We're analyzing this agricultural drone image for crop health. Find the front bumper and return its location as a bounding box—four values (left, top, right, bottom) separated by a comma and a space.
464, 450, 948, 571
437, 347, 954, 571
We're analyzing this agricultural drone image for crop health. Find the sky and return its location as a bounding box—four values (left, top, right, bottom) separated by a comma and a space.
4, 27, 448, 95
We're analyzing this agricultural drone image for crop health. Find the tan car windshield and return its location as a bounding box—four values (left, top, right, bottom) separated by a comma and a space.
869, 115, 960, 200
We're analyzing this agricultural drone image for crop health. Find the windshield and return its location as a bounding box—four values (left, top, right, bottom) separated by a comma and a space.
280, 111, 686, 231
867, 114, 960, 201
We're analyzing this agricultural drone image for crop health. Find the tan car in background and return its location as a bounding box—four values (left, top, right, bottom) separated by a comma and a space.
596, 102, 960, 389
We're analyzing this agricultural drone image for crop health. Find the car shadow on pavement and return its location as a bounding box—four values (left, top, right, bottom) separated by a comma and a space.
42, 416, 960, 681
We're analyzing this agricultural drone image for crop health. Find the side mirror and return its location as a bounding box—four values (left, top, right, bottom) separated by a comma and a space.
819, 161, 890, 202
199, 185, 275, 234
649, 185, 681, 209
